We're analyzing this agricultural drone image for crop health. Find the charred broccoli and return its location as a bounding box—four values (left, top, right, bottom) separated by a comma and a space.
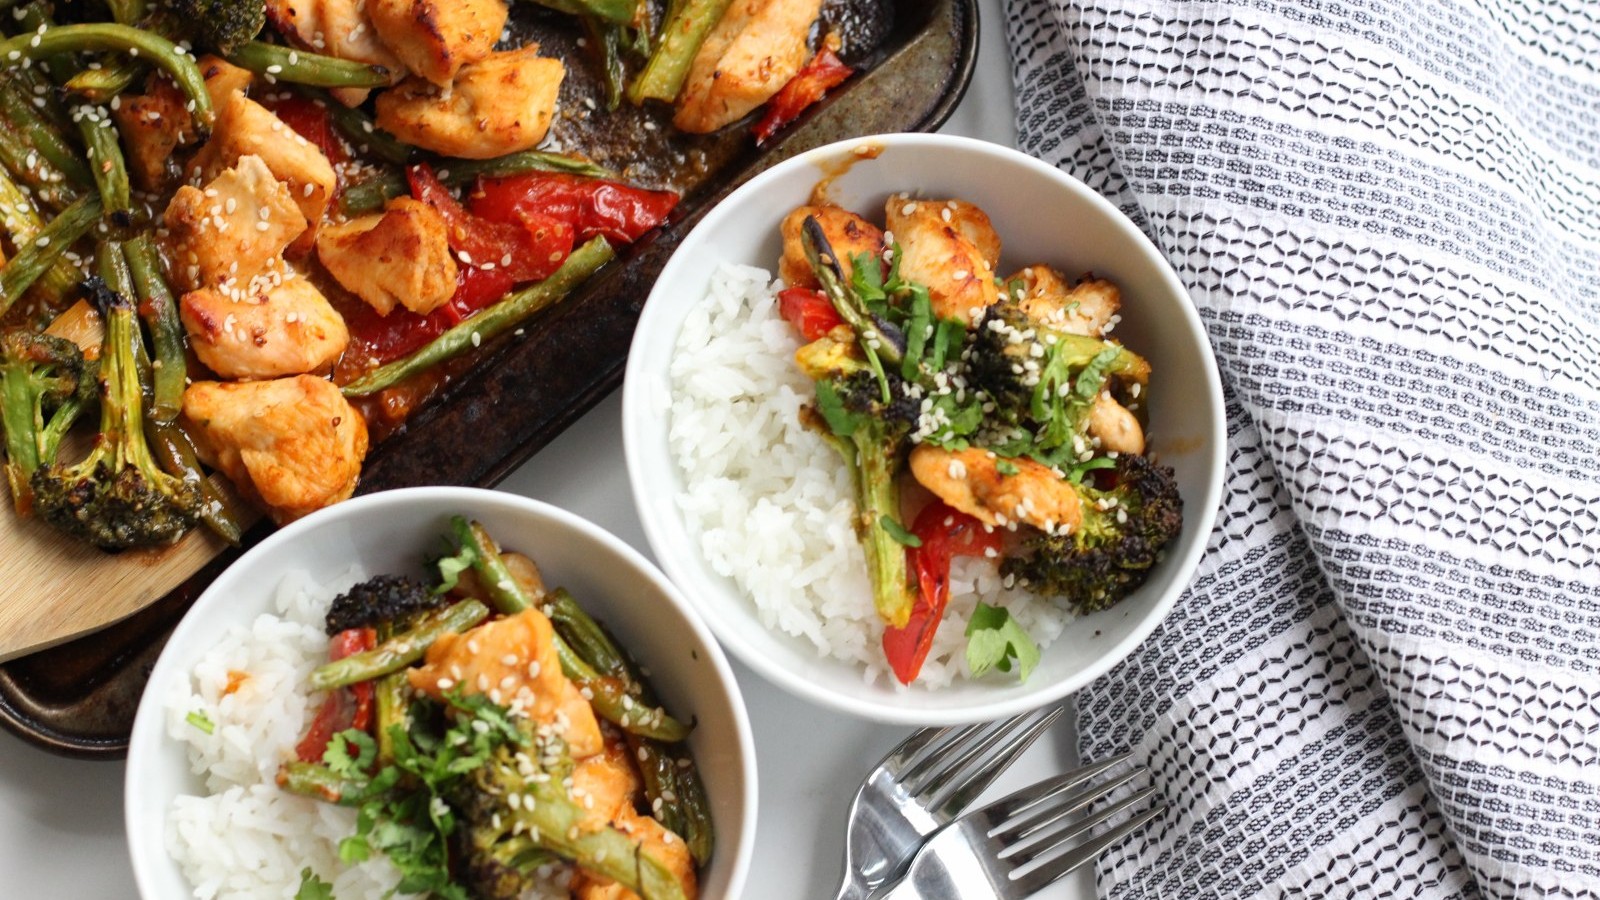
168, 0, 264, 54
1003, 453, 1183, 613
324, 574, 445, 635
967, 297, 1150, 459
0, 329, 92, 516
29, 278, 200, 550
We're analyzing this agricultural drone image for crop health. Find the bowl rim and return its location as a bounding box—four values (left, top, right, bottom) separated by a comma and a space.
124, 485, 757, 900
622, 131, 1226, 725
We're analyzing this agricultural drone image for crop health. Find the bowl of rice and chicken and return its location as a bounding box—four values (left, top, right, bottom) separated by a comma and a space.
622, 133, 1226, 725
125, 488, 756, 900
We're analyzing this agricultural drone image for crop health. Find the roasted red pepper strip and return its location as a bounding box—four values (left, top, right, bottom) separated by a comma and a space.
882, 502, 1002, 685
258, 93, 347, 165
295, 627, 377, 762
408, 163, 574, 283
469, 172, 678, 246
343, 266, 517, 365
778, 285, 844, 341
753, 46, 854, 146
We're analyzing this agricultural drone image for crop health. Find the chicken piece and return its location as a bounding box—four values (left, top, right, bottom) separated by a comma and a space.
198, 54, 255, 108
885, 195, 1001, 324
194, 92, 338, 240
570, 734, 643, 830
180, 274, 349, 379
367, 0, 506, 87
163, 154, 307, 293
571, 807, 699, 900
778, 205, 884, 290
1087, 391, 1144, 455
111, 74, 196, 192
315, 198, 458, 316
673, 0, 824, 134
909, 445, 1084, 535
374, 46, 564, 159
407, 608, 605, 758
265, 0, 406, 77
1009, 265, 1121, 337
183, 375, 368, 523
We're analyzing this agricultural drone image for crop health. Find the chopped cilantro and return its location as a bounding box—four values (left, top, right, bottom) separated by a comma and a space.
965, 603, 1040, 681
433, 542, 477, 595
295, 868, 335, 900
1066, 456, 1118, 483
996, 459, 1019, 476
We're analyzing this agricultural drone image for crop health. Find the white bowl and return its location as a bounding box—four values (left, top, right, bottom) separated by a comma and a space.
622, 132, 1225, 725
125, 487, 756, 899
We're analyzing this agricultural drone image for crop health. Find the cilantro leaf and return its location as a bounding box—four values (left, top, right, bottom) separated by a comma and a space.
1066, 456, 1118, 483
880, 515, 922, 547
323, 728, 376, 778
433, 542, 477, 595
995, 459, 1019, 476
813, 379, 862, 437
295, 868, 335, 900
965, 603, 1040, 681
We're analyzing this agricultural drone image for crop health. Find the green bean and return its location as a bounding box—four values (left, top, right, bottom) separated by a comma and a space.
308, 599, 491, 691
373, 671, 410, 768
105, 0, 148, 25
77, 107, 131, 214
293, 85, 413, 166
0, 162, 78, 312
0, 23, 215, 133
275, 762, 381, 806
62, 62, 138, 104
527, 0, 637, 24
582, 17, 626, 111
0, 194, 98, 317
144, 419, 250, 546
449, 516, 690, 742
0, 82, 92, 189
123, 235, 184, 422
337, 151, 616, 217
0, 121, 82, 212
342, 237, 615, 396
626, 0, 733, 104
545, 586, 713, 861
227, 41, 392, 88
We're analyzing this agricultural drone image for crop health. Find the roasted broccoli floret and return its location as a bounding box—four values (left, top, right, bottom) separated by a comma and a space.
0, 329, 92, 516
29, 278, 200, 550
1002, 453, 1183, 613
967, 298, 1150, 457
168, 0, 265, 54
324, 574, 445, 635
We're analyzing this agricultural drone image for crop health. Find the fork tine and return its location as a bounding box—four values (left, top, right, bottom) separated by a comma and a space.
901, 706, 1064, 816
1010, 798, 1166, 896
972, 753, 1130, 830
1005, 784, 1160, 866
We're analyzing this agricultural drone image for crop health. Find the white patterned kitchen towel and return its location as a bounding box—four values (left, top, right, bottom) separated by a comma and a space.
1001, 1, 1600, 897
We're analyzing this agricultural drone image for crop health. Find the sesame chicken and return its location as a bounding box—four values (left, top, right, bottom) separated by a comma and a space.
180, 275, 350, 380
367, 0, 507, 87
571, 806, 701, 900
110, 74, 196, 193
163, 154, 307, 293
192, 92, 338, 244
182, 375, 368, 524
908, 445, 1085, 535
315, 197, 458, 316
1009, 265, 1121, 338
407, 607, 606, 758
265, 0, 406, 80
374, 46, 564, 160
778, 205, 884, 290
885, 196, 1002, 324
197, 55, 255, 108
1086, 391, 1144, 455
673, 0, 824, 134
570, 734, 643, 828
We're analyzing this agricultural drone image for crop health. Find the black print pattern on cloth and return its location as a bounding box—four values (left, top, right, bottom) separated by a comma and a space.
1002, 1, 1600, 897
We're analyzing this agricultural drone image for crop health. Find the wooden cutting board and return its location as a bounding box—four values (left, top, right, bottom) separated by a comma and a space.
0, 487, 236, 663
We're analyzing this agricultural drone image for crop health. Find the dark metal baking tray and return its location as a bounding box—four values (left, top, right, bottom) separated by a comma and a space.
0, 0, 978, 758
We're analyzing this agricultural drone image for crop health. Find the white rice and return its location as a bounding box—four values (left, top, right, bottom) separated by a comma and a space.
667, 264, 1069, 688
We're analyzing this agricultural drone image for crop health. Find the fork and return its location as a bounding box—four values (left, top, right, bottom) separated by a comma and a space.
874, 754, 1164, 900
834, 706, 1065, 900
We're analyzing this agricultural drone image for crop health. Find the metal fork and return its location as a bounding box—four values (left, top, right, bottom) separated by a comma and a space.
875, 755, 1165, 900
834, 706, 1065, 900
